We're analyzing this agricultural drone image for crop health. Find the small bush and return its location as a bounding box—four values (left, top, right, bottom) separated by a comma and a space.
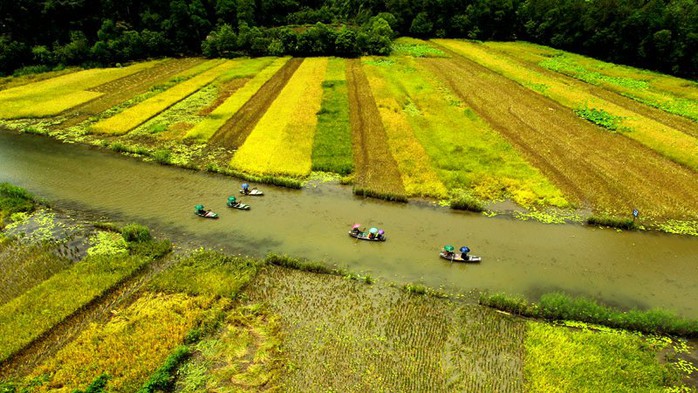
121, 223, 152, 243
450, 194, 485, 212
151, 149, 171, 165
74, 374, 110, 393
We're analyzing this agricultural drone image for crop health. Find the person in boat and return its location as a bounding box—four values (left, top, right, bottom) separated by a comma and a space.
351, 227, 361, 235
228, 196, 239, 208
376, 230, 384, 240
241, 183, 250, 195
195, 204, 207, 215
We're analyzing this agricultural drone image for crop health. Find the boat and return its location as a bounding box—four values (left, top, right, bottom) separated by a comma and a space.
440, 245, 481, 262
348, 225, 386, 241
226, 196, 250, 210
194, 204, 219, 219
240, 183, 264, 196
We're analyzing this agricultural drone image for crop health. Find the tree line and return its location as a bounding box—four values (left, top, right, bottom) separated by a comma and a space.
1, 0, 696, 78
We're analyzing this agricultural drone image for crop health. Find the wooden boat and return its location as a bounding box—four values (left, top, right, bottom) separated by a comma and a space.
439, 251, 481, 263
240, 184, 264, 196
227, 201, 250, 210
195, 210, 219, 219
348, 230, 386, 241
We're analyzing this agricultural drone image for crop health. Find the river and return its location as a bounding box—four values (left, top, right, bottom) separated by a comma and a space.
1, 130, 697, 317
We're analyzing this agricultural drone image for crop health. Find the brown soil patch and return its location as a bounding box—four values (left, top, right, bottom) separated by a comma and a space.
57, 58, 206, 128
346, 59, 406, 198
208, 58, 303, 149
198, 77, 249, 116
421, 52, 698, 219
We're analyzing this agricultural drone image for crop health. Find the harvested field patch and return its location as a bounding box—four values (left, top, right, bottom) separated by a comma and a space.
423, 45, 698, 220
59, 58, 206, 128
90, 60, 233, 135
0, 62, 159, 119
243, 267, 525, 392
186, 57, 288, 142
363, 57, 448, 199
208, 58, 299, 147
230, 58, 328, 177
0, 68, 81, 91
435, 40, 698, 172
346, 59, 406, 200
311, 57, 354, 175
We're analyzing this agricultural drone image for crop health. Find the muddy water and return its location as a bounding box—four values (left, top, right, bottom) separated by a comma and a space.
1, 130, 697, 317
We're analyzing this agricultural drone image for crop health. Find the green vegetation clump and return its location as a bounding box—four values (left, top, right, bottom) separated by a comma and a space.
450, 193, 485, 212
0, 183, 36, 227
137, 346, 191, 393
264, 253, 345, 275
121, 223, 152, 243
352, 186, 409, 203
480, 291, 698, 337
74, 374, 111, 393
574, 107, 623, 131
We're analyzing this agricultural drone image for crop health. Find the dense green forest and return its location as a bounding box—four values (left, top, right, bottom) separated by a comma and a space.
1, 0, 696, 78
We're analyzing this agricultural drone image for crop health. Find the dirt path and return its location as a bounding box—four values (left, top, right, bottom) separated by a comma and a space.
208, 58, 303, 149
0, 251, 179, 380
57, 58, 205, 128
346, 59, 406, 199
421, 55, 698, 219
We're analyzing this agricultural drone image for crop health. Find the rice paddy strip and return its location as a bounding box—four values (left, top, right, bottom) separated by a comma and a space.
0, 254, 150, 363
0, 61, 159, 119
90, 60, 233, 135
397, 56, 567, 206
243, 267, 526, 392
525, 321, 678, 391
0, 242, 71, 306
362, 57, 448, 199
230, 58, 328, 177
435, 40, 698, 171
184, 57, 288, 141
484, 41, 698, 123
346, 59, 406, 200
20, 292, 220, 392
311, 57, 354, 175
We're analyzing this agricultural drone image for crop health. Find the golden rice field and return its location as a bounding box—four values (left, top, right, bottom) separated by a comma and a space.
0, 39, 696, 224
184, 57, 288, 141
0, 61, 158, 119
230, 57, 328, 177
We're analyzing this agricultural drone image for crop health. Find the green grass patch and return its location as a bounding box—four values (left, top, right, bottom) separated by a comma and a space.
480, 291, 698, 337
352, 186, 409, 202
574, 106, 623, 131
0, 253, 150, 362
0, 183, 36, 227
149, 248, 259, 298
525, 321, 681, 391
311, 58, 354, 175
392, 37, 447, 58
264, 253, 346, 275
449, 192, 485, 212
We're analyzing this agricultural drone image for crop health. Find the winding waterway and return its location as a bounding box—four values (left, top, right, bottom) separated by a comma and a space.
1, 130, 697, 317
